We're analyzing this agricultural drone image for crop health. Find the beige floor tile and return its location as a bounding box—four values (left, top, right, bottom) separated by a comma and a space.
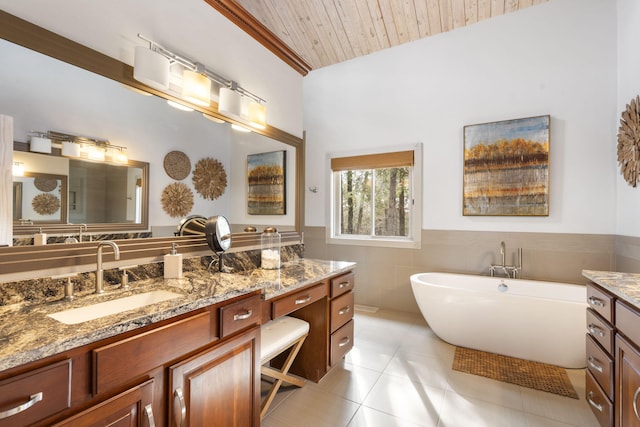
446, 370, 524, 411
347, 406, 431, 427
345, 339, 396, 372
383, 351, 450, 389
525, 413, 580, 427
520, 387, 600, 427
314, 361, 381, 403
362, 373, 446, 426
262, 386, 359, 427
438, 391, 528, 427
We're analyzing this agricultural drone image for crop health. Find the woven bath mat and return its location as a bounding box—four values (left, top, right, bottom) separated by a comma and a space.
452, 347, 578, 399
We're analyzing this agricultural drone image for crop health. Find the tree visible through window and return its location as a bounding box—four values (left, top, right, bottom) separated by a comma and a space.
331, 147, 415, 241
339, 167, 410, 237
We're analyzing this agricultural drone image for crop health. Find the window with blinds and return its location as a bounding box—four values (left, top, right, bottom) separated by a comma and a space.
329, 146, 421, 247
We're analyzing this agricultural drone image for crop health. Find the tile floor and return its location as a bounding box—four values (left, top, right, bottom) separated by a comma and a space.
261, 308, 600, 427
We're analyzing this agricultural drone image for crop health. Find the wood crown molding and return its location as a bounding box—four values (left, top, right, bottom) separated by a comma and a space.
203, 0, 312, 76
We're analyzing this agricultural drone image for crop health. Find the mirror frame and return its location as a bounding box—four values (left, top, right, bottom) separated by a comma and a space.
12, 141, 149, 235
0, 9, 304, 238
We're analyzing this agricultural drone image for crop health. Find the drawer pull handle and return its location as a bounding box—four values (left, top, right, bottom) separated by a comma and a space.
338, 281, 351, 289
144, 403, 156, 427
233, 310, 252, 321
633, 386, 640, 421
587, 356, 604, 373
295, 295, 312, 305
587, 391, 603, 412
588, 324, 605, 337
588, 296, 605, 308
174, 387, 186, 427
338, 306, 351, 315
338, 336, 351, 347
0, 392, 43, 419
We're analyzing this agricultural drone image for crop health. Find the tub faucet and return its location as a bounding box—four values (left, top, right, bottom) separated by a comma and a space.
96, 241, 120, 294
490, 242, 522, 279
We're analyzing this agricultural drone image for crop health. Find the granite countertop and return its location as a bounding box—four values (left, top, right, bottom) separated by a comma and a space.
0, 258, 356, 372
582, 269, 640, 307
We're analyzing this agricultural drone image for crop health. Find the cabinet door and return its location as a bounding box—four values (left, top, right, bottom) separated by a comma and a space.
52, 379, 155, 427
616, 335, 640, 427
169, 326, 260, 427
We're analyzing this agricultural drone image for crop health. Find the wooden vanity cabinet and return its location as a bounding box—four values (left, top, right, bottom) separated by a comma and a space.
0, 291, 262, 427
586, 282, 616, 427
329, 272, 354, 366
168, 326, 260, 427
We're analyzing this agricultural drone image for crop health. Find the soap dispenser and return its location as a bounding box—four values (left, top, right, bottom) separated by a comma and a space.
33, 227, 47, 246
164, 243, 183, 279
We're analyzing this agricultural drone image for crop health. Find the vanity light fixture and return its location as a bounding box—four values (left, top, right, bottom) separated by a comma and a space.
202, 113, 225, 124
29, 133, 52, 154
134, 35, 267, 128
35, 131, 129, 165
231, 123, 251, 132
12, 161, 24, 176
182, 63, 211, 107
133, 45, 170, 91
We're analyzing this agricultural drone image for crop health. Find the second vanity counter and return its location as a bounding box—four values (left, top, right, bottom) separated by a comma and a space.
0, 258, 356, 373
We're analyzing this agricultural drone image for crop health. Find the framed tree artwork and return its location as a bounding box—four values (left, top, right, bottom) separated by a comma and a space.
463, 115, 550, 216
247, 150, 286, 215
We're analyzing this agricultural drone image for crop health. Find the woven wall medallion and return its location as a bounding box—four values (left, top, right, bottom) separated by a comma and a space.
163, 150, 191, 181
618, 95, 640, 187
192, 157, 227, 201
33, 177, 58, 192
32, 193, 60, 215
161, 182, 194, 218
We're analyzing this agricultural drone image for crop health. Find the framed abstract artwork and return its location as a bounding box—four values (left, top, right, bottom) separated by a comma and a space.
247, 150, 286, 215
463, 115, 550, 216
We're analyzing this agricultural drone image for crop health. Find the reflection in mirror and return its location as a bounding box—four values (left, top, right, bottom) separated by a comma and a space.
0, 12, 303, 251
13, 172, 67, 224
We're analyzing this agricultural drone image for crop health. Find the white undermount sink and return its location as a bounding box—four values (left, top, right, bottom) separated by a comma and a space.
47, 290, 182, 325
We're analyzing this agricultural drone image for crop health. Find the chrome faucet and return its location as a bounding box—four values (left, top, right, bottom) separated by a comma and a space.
96, 241, 120, 294
79, 224, 87, 242
490, 242, 522, 279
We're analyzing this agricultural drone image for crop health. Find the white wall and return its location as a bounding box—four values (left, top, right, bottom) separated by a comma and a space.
616, 0, 640, 237
304, 0, 618, 235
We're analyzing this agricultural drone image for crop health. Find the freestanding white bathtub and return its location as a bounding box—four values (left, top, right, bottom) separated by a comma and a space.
410, 272, 587, 369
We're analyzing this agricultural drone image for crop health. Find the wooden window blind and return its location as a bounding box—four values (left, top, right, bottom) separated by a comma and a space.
330, 150, 414, 171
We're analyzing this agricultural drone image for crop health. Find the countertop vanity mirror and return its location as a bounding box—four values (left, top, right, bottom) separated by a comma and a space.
0, 10, 303, 276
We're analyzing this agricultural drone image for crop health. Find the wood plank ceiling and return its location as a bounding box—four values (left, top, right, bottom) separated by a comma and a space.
230, 0, 549, 72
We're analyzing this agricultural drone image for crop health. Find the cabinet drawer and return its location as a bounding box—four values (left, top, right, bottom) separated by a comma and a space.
587, 283, 615, 324
330, 319, 354, 366
0, 359, 71, 427
272, 283, 326, 318
220, 294, 262, 338
331, 272, 354, 298
330, 291, 354, 333
93, 311, 214, 395
586, 334, 614, 400
616, 301, 640, 346
586, 370, 613, 427
587, 308, 615, 355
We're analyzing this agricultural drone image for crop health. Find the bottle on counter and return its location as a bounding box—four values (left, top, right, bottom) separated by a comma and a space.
261, 227, 281, 269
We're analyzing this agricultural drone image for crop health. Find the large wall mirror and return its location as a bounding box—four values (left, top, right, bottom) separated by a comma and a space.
0, 10, 303, 248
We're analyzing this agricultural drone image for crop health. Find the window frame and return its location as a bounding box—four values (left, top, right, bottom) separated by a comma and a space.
326, 143, 422, 249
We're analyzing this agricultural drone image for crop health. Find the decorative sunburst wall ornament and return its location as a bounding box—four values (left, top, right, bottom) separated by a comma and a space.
33, 177, 58, 192
163, 150, 191, 180
161, 182, 194, 217
32, 193, 60, 215
192, 157, 227, 201
617, 95, 640, 187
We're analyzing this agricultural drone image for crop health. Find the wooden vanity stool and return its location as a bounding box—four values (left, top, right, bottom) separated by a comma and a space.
259, 316, 309, 419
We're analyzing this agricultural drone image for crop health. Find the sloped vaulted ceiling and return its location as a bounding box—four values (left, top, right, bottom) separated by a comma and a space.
207, 0, 550, 74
